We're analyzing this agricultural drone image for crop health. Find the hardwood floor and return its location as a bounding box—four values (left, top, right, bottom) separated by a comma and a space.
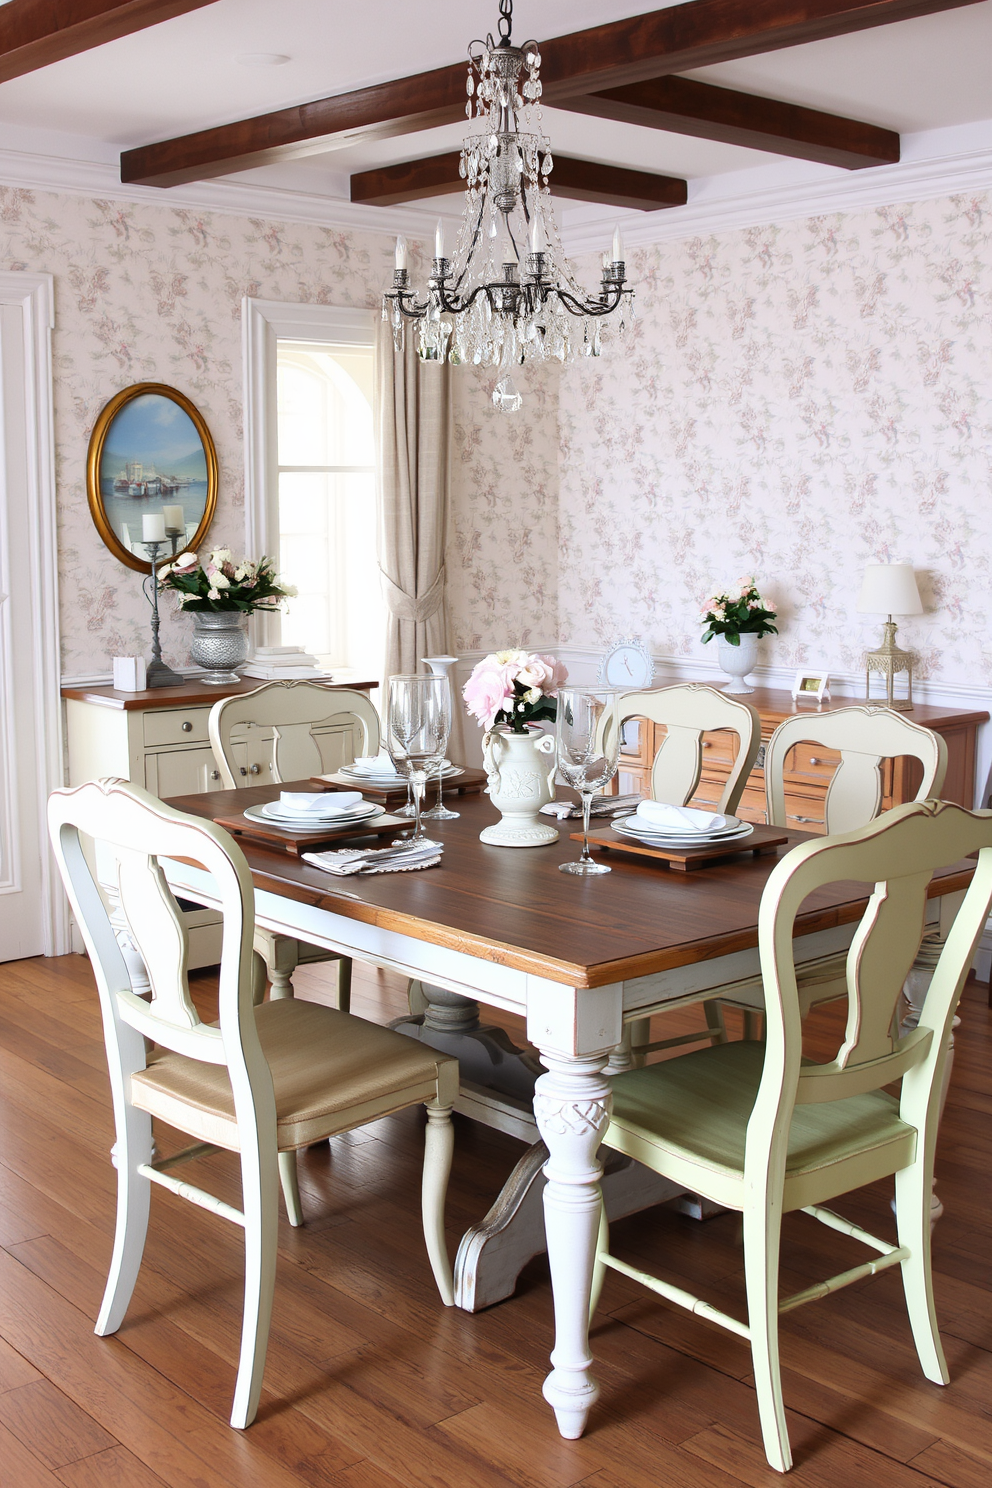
0, 951, 988, 1486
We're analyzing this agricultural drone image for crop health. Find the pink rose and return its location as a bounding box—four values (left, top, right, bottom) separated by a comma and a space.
463, 661, 514, 729
535, 653, 568, 694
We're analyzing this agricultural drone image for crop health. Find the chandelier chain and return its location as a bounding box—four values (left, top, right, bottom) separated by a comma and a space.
498, 0, 512, 43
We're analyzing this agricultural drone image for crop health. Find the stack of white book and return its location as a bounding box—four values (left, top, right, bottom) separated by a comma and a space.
240, 645, 330, 681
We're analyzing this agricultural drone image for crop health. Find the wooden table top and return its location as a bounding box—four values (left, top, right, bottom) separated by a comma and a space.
709, 685, 989, 730
167, 783, 976, 990
61, 677, 377, 711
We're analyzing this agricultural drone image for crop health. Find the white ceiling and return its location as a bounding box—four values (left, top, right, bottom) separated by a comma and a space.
0, 0, 989, 237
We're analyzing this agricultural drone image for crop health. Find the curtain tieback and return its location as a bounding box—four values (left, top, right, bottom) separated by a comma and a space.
379, 568, 445, 623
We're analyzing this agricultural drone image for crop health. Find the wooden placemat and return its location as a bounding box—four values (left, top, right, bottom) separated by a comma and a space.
572, 823, 790, 872
212, 807, 410, 857
310, 766, 488, 805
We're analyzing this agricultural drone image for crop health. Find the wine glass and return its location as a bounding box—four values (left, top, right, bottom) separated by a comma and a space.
385, 675, 449, 847
421, 661, 459, 821
556, 687, 622, 876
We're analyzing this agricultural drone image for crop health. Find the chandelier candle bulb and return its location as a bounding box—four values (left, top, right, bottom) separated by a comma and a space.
394, 235, 407, 272
612, 226, 625, 265
434, 220, 445, 259
142, 512, 166, 543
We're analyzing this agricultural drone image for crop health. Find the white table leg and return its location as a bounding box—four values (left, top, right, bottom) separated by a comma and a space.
533, 1050, 612, 1439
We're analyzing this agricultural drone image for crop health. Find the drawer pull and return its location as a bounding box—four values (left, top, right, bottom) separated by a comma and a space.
211, 770, 220, 781
789, 815, 822, 824
249, 763, 261, 775
701, 741, 710, 748
239, 767, 247, 776
809, 756, 827, 766
181, 720, 193, 733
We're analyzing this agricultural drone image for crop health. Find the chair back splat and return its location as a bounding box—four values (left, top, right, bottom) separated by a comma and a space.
209, 681, 380, 789
604, 684, 761, 816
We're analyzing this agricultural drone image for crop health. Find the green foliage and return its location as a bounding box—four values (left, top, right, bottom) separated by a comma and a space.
158, 549, 296, 614
700, 579, 778, 645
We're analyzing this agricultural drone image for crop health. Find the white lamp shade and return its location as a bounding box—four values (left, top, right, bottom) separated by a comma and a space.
857, 562, 923, 616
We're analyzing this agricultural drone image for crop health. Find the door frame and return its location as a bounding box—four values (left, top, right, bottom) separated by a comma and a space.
0, 272, 67, 955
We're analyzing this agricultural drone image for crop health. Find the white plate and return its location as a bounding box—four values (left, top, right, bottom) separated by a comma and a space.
615, 813, 743, 839
245, 802, 382, 830
614, 819, 754, 849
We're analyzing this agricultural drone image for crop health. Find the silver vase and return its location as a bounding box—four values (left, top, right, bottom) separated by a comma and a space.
190, 611, 248, 684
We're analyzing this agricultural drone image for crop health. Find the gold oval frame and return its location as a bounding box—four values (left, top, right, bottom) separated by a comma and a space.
86, 382, 219, 575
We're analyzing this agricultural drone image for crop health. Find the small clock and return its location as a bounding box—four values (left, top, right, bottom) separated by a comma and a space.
598, 637, 655, 691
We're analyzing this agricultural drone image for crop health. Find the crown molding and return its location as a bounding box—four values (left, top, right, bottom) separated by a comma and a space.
563, 119, 992, 252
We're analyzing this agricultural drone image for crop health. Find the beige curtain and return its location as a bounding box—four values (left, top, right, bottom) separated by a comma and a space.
375, 320, 453, 681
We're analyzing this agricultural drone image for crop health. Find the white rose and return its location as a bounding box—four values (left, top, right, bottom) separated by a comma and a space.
211, 571, 230, 589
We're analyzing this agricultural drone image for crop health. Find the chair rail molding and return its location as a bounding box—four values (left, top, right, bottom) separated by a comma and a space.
0, 270, 67, 955
241, 297, 374, 650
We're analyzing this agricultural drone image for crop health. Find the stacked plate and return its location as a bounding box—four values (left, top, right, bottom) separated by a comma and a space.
338, 760, 463, 786
243, 799, 383, 831
613, 812, 754, 850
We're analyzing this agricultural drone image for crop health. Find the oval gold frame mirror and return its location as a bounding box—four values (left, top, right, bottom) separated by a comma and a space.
86, 382, 218, 575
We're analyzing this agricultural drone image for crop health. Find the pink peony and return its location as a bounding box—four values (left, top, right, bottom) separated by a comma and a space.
463, 661, 515, 729
535, 653, 568, 693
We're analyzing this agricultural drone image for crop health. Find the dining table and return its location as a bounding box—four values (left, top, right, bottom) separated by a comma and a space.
161, 779, 975, 1441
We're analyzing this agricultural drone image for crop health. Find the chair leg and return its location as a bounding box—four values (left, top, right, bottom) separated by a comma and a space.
895, 1162, 949, 1385
278, 1151, 304, 1228
422, 1102, 454, 1306
743, 1202, 791, 1473
704, 1000, 729, 1044
589, 1199, 609, 1324
96, 1102, 153, 1337
230, 1143, 279, 1429
336, 956, 352, 1013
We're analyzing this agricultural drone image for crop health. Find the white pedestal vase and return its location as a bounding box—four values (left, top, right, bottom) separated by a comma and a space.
717, 633, 759, 694
480, 726, 559, 847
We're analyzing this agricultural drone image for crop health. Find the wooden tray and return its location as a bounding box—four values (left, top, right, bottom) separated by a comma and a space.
572, 823, 790, 872
212, 807, 411, 857
310, 766, 488, 806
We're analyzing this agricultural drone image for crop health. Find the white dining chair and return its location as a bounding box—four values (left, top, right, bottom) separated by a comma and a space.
209, 682, 382, 1009
603, 684, 761, 1064
48, 777, 458, 1430
593, 797, 992, 1472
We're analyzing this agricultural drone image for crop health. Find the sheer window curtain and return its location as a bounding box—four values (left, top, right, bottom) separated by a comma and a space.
375, 319, 463, 753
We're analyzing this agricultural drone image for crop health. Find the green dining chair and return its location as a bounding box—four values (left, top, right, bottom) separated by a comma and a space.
592, 798, 992, 1473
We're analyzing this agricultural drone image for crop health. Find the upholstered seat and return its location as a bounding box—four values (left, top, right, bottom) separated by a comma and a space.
134, 998, 454, 1152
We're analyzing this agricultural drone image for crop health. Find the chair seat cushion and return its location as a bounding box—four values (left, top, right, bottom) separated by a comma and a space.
607, 1042, 915, 1193
132, 999, 456, 1152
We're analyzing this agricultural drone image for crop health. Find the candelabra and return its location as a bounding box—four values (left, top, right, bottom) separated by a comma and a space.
141, 541, 185, 688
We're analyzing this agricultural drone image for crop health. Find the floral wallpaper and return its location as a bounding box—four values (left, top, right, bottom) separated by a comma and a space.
0, 183, 529, 675
557, 191, 992, 689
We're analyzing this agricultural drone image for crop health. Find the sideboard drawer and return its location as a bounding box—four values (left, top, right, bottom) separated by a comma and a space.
783, 741, 841, 786
143, 707, 211, 747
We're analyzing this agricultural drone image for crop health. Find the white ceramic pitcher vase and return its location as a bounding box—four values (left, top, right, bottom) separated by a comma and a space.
480, 726, 559, 847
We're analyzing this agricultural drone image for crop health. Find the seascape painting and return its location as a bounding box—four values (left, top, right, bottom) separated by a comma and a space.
87, 383, 217, 573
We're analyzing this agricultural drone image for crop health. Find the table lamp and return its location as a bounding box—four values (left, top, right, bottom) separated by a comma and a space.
857, 561, 922, 711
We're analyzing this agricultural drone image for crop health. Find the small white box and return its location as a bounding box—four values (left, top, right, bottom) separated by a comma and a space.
113, 656, 147, 692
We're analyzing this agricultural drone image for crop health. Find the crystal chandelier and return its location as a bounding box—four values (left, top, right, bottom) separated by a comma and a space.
382, 0, 634, 412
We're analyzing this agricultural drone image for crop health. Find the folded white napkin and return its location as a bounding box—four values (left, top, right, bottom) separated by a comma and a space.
302, 842, 442, 876
346, 752, 401, 775
628, 800, 727, 834
277, 790, 363, 816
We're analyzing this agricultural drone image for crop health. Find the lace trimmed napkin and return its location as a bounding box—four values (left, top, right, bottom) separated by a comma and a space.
627, 800, 728, 834
541, 793, 644, 820
302, 842, 443, 876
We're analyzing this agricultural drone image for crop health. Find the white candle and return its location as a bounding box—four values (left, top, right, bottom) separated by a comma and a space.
612, 224, 625, 263
394, 235, 407, 271
434, 220, 445, 258
142, 512, 166, 543
529, 215, 543, 253
162, 504, 184, 533
502, 239, 516, 266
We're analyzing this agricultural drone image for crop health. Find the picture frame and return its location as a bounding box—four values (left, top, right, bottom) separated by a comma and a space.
86, 382, 218, 575
792, 670, 831, 705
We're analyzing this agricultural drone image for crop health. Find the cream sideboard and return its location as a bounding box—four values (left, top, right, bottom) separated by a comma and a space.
62, 676, 376, 965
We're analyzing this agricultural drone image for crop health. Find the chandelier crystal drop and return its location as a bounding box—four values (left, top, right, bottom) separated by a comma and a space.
382, 0, 634, 412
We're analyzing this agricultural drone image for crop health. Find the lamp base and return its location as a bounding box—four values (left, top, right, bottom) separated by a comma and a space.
864, 618, 914, 711
145, 659, 185, 688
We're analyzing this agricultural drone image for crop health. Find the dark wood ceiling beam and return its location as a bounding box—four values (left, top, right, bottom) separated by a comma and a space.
121, 0, 981, 187
567, 76, 900, 169
350, 152, 688, 212
0, 0, 220, 84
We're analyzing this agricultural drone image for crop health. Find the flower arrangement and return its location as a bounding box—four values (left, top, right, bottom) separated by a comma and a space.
158, 549, 298, 613
463, 649, 568, 733
700, 577, 778, 646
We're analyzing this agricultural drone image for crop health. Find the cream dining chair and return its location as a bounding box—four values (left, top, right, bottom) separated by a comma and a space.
717, 706, 948, 1034
48, 778, 458, 1430
593, 798, 992, 1472
602, 684, 761, 1063
209, 681, 382, 1008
